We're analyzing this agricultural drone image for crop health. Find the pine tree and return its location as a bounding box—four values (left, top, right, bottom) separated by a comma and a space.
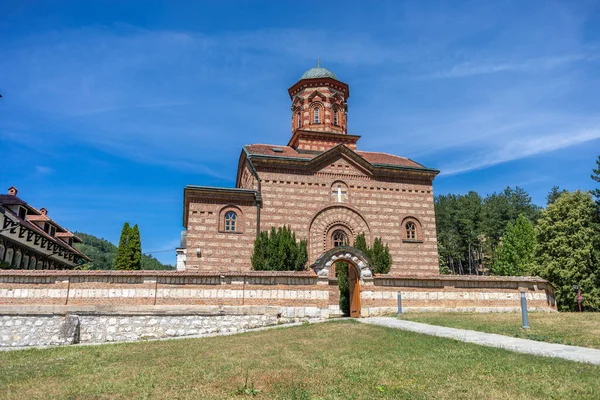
128, 224, 142, 270
491, 214, 536, 276
592, 155, 600, 211
533, 191, 600, 311
547, 186, 567, 206
114, 222, 131, 270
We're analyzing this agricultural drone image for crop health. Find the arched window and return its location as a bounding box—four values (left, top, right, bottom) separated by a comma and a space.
314, 107, 320, 124
225, 211, 237, 232
333, 109, 339, 126
332, 230, 348, 247
297, 112, 301, 128
406, 222, 416, 240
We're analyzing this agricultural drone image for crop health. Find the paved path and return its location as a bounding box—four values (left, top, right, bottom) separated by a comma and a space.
359, 317, 600, 365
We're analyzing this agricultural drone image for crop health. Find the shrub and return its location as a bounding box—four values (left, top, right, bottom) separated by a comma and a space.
353, 233, 392, 274
251, 226, 308, 271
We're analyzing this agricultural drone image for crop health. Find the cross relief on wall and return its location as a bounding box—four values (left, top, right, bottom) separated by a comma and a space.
331, 184, 347, 203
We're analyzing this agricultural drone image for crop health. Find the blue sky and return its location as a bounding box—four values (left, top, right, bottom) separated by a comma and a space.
1, 0, 599, 265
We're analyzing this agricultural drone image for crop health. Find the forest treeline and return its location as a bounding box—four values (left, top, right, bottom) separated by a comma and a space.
435, 155, 600, 311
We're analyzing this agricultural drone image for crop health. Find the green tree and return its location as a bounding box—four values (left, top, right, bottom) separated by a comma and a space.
336, 262, 350, 316
353, 233, 368, 255
350, 234, 391, 274
114, 222, 131, 270
370, 237, 392, 274
533, 191, 600, 311
251, 226, 307, 271
435, 186, 539, 275
128, 224, 142, 270
547, 186, 568, 206
491, 214, 536, 276
74, 231, 173, 270
592, 155, 600, 211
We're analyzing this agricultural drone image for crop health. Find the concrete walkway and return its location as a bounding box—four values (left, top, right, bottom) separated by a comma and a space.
359, 317, 600, 365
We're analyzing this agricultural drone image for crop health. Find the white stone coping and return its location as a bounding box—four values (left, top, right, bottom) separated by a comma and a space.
0, 305, 280, 316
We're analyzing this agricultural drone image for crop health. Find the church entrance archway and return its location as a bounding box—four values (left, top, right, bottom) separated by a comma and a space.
307, 205, 371, 264
311, 246, 372, 318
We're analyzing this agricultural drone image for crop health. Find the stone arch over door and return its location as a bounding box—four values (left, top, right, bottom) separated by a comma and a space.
310, 246, 372, 280
307, 205, 371, 264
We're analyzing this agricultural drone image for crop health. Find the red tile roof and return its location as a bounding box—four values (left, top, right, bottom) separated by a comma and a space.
244, 144, 428, 169
356, 151, 425, 169
245, 144, 313, 159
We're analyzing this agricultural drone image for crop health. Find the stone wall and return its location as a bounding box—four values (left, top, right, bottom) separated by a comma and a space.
0, 314, 79, 347
0, 270, 556, 321
0, 305, 281, 348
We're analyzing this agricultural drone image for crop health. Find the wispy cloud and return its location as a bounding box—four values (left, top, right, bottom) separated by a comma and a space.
35, 165, 56, 175
422, 52, 600, 79
440, 128, 600, 176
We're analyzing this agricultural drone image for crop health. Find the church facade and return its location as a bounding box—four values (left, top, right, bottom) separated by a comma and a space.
181, 65, 440, 275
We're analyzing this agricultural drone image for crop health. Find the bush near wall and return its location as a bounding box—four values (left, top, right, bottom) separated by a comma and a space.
354, 233, 392, 274
251, 226, 308, 271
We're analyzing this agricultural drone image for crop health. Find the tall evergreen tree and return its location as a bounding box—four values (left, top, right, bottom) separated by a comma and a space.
351, 234, 391, 274
547, 186, 567, 206
128, 224, 142, 270
533, 191, 600, 311
592, 155, 600, 211
114, 222, 131, 270
491, 214, 536, 276
251, 226, 307, 271
353, 233, 368, 255
336, 262, 350, 316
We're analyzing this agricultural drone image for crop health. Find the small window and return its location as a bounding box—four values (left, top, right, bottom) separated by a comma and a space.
406, 222, 416, 240
333, 230, 348, 247
333, 109, 339, 126
297, 112, 301, 128
18, 206, 27, 220
225, 211, 237, 232
314, 107, 320, 124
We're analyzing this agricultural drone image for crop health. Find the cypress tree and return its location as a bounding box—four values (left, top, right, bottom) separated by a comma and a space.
369, 237, 392, 274
353, 233, 368, 255
251, 226, 307, 271
128, 224, 142, 270
336, 262, 350, 316
114, 222, 131, 270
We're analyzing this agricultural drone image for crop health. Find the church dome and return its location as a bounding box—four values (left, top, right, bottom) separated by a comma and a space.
300, 66, 338, 80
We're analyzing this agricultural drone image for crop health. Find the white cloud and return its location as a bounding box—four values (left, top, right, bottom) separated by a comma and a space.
35, 165, 55, 175
422, 52, 600, 79
440, 128, 600, 176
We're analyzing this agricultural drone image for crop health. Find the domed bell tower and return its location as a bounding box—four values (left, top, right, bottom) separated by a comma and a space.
288, 61, 350, 137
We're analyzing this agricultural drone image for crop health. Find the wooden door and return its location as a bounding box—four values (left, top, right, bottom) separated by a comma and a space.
348, 264, 361, 317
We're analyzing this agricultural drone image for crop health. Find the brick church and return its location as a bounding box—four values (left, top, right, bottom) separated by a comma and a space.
180, 64, 440, 276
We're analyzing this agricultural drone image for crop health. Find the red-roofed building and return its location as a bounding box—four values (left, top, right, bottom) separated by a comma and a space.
181, 64, 440, 282
0, 187, 91, 269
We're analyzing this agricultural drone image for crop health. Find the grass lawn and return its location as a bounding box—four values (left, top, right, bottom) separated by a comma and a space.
400, 312, 600, 349
1, 320, 599, 399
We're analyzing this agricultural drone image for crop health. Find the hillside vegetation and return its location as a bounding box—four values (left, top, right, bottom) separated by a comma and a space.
73, 232, 174, 270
